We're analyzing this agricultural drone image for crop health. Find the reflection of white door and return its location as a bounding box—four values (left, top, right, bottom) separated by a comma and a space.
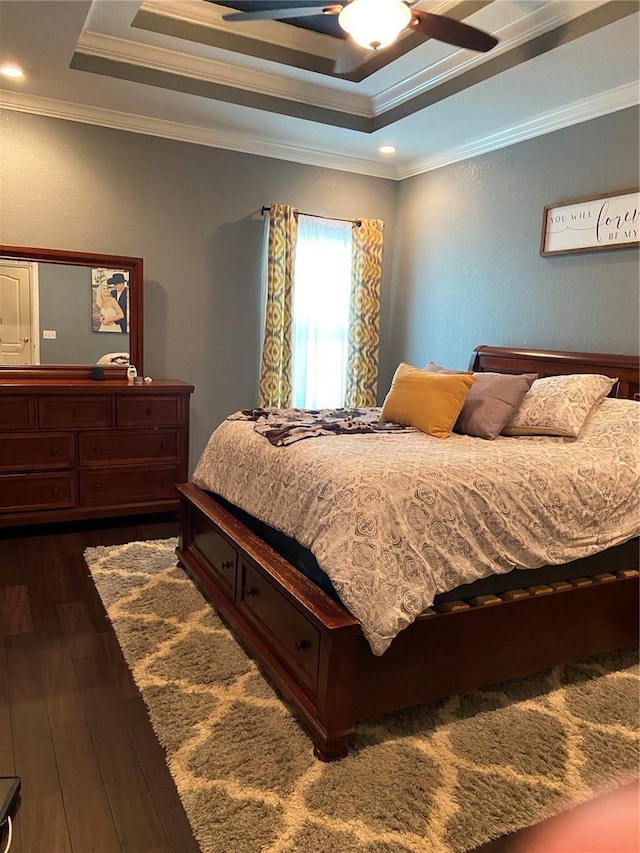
0, 262, 38, 365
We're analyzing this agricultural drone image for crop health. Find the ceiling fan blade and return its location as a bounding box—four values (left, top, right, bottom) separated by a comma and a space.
222, 5, 344, 22
411, 10, 498, 53
333, 36, 374, 75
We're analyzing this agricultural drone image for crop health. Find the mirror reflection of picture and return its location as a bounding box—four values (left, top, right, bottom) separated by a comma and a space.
91, 268, 130, 334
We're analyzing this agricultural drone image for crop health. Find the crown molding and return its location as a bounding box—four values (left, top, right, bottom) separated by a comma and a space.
0, 91, 397, 179
76, 30, 371, 116
1, 82, 636, 183
397, 81, 640, 179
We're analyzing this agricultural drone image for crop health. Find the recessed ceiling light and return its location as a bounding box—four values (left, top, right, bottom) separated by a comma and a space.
0, 65, 25, 79
379, 145, 396, 155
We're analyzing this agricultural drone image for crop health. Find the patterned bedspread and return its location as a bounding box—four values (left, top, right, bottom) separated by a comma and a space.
192, 399, 640, 655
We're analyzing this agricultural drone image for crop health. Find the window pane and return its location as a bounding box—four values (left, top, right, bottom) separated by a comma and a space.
292, 215, 352, 409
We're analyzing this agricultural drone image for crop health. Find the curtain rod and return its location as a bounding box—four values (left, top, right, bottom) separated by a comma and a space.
261, 206, 362, 227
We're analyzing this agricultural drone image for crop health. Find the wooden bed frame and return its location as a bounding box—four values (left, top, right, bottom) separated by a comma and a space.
176, 346, 640, 760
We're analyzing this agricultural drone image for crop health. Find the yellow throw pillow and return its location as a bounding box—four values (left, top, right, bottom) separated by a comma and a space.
380, 363, 476, 439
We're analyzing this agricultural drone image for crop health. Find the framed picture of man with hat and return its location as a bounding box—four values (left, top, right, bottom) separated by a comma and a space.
91, 268, 130, 334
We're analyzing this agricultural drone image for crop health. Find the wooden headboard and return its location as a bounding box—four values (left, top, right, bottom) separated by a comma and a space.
469, 346, 640, 402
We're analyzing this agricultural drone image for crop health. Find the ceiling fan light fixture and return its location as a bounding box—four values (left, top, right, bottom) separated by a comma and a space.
338, 0, 412, 50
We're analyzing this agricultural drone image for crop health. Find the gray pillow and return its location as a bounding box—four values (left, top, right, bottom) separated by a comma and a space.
424, 362, 537, 439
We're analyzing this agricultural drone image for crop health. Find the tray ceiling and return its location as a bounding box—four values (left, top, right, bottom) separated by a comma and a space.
0, 0, 638, 178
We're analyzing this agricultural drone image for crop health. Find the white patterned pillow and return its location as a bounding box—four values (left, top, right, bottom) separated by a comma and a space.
502, 373, 617, 438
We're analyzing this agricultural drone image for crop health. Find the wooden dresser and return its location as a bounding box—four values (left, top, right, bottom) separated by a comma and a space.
0, 378, 193, 527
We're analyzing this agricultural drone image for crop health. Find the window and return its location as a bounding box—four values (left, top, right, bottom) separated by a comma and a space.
291, 215, 352, 408
259, 205, 381, 411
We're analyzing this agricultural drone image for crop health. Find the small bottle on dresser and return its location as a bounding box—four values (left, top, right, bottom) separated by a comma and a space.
127, 364, 137, 382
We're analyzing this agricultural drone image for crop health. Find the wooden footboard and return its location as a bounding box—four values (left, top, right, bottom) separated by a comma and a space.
176, 483, 639, 760
176, 482, 361, 759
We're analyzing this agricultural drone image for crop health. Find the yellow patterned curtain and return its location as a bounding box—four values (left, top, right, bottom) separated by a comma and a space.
345, 218, 384, 408
258, 204, 298, 408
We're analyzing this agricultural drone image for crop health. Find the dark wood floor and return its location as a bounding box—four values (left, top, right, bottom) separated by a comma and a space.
0, 513, 200, 853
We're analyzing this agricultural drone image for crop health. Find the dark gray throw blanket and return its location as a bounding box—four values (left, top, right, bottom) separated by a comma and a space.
228, 407, 414, 446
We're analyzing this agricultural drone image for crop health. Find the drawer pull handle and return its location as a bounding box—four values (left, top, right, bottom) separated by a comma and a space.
246, 586, 260, 597
94, 446, 102, 454
161, 478, 169, 486
52, 487, 59, 496
51, 447, 59, 456
221, 560, 233, 571
295, 639, 311, 652
94, 483, 102, 491
72, 408, 79, 416
146, 407, 154, 416
160, 442, 168, 450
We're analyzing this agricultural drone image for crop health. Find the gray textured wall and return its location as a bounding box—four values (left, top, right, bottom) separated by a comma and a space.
385, 106, 639, 388
0, 110, 397, 469
2, 107, 638, 470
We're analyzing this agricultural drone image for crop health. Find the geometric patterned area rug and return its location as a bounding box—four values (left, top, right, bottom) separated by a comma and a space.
84, 539, 640, 853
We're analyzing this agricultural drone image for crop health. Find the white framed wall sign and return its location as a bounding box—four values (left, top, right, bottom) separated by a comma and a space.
540, 188, 639, 256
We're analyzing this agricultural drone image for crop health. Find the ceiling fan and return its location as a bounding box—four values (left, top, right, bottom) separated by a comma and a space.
217, 0, 499, 74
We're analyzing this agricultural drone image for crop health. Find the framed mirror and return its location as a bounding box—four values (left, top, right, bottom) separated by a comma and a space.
0, 245, 143, 379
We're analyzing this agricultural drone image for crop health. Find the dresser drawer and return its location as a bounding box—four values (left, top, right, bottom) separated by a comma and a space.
191, 519, 237, 598
0, 433, 74, 471
39, 397, 112, 428
79, 429, 179, 467
79, 464, 182, 505
0, 472, 75, 512
239, 559, 320, 695
117, 396, 181, 426
0, 397, 36, 431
